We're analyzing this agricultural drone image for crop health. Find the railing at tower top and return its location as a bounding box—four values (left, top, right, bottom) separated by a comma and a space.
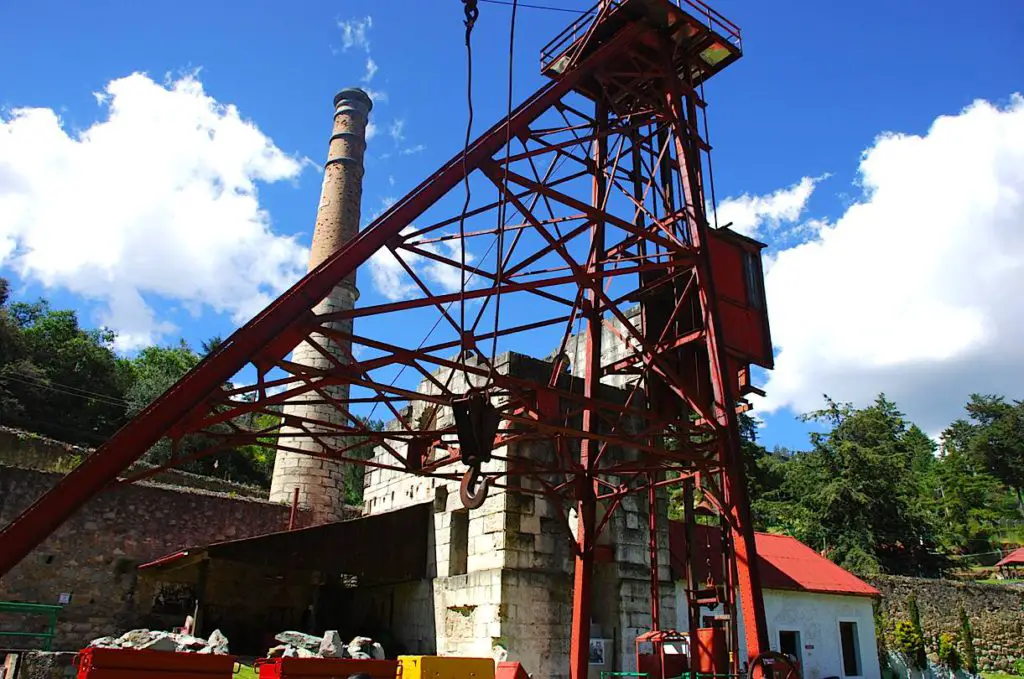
540, 0, 742, 73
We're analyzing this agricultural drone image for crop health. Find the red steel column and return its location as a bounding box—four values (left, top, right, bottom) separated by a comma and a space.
664, 59, 769, 660
570, 98, 608, 679
647, 473, 661, 631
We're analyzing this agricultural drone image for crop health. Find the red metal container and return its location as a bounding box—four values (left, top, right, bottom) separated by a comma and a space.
495, 662, 530, 679
694, 627, 729, 676
255, 657, 399, 679
75, 647, 237, 678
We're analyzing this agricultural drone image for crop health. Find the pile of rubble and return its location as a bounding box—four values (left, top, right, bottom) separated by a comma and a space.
267, 631, 385, 660
89, 628, 230, 654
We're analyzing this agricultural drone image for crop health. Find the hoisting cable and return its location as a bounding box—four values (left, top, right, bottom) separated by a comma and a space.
488, 0, 519, 378
458, 0, 479, 367
454, 0, 498, 511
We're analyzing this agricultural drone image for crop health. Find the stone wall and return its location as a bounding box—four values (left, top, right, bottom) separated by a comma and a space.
866, 574, 1024, 674
0, 465, 312, 650
0, 426, 268, 498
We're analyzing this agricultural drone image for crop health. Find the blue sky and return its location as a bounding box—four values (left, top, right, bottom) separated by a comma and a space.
1, 0, 1023, 450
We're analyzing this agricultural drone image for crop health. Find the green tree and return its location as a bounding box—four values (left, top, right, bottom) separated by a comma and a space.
201, 335, 224, 357
906, 592, 928, 669
759, 395, 942, 575
962, 394, 1024, 516
958, 604, 977, 674
933, 420, 1008, 552
126, 339, 269, 485
343, 418, 385, 506
0, 287, 130, 444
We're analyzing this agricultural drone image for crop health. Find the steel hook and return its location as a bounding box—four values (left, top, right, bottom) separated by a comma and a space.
460, 465, 489, 510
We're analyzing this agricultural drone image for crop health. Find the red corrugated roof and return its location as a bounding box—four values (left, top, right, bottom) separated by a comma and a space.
668, 522, 880, 598
995, 547, 1024, 567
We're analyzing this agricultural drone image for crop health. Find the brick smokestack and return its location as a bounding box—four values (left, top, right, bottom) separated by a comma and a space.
269, 88, 372, 523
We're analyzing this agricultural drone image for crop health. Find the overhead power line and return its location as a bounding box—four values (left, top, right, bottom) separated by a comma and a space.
0, 371, 130, 409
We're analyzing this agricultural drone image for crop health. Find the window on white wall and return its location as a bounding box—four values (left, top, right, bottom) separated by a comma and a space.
778, 630, 801, 667
450, 510, 469, 576
839, 621, 862, 677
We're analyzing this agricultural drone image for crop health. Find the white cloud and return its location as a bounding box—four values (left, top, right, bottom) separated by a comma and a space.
0, 72, 310, 350
367, 195, 474, 302
363, 89, 388, 105
369, 236, 473, 302
339, 16, 372, 52
363, 57, 378, 83
336, 17, 385, 113
401, 144, 426, 156
389, 119, 405, 144
756, 94, 1024, 433
366, 120, 378, 141
716, 176, 820, 237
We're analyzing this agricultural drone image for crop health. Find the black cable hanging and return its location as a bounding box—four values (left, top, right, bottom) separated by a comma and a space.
488, 0, 519, 378
458, 0, 479, 370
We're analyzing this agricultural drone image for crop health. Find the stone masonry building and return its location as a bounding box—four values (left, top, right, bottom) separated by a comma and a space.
359, 316, 675, 679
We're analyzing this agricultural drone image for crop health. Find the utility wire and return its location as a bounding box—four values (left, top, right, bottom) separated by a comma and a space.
0, 370, 130, 408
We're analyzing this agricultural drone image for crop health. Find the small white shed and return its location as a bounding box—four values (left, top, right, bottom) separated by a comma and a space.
669, 524, 881, 679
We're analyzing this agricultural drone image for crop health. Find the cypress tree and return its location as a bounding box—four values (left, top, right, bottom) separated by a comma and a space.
958, 604, 978, 674
907, 593, 928, 669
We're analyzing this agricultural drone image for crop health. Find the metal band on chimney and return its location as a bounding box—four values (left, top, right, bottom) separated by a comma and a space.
325, 156, 365, 176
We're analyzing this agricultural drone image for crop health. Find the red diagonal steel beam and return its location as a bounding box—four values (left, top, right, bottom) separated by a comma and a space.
0, 25, 646, 576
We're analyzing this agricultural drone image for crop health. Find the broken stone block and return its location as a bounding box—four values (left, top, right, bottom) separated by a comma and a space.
347, 636, 372, 657
117, 629, 155, 648
267, 645, 288, 658
371, 642, 385, 660
139, 634, 179, 652
296, 647, 315, 658
175, 634, 208, 652
274, 631, 323, 653
89, 636, 118, 648
319, 630, 343, 658
206, 629, 229, 654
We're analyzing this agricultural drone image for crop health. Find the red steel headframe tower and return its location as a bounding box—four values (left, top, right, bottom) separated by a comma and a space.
0, 1, 774, 676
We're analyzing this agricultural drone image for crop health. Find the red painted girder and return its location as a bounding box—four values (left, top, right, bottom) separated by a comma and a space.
0, 24, 646, 577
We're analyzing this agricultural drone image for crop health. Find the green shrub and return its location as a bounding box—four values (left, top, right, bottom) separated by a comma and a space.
1014, 657, 1024, 677
894, 620, 925, 669
958, 605, 978, 674
936, 632, 959, 670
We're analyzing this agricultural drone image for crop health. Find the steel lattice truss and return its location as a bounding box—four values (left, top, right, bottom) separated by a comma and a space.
0, 1, 775, 675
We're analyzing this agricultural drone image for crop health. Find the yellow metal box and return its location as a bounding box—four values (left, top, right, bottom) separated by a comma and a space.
398, 656, 495, 679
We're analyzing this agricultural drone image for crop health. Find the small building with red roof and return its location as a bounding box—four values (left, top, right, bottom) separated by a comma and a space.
670, 522, 881, 679
995, 546, 1024, 571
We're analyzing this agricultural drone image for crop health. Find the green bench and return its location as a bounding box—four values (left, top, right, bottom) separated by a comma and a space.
0, 601, 62, 650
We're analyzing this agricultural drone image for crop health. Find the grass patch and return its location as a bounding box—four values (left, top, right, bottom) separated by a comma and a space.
234, 664, 258, 679
981, 673, 1021, 679
977, 578, 1024, 585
